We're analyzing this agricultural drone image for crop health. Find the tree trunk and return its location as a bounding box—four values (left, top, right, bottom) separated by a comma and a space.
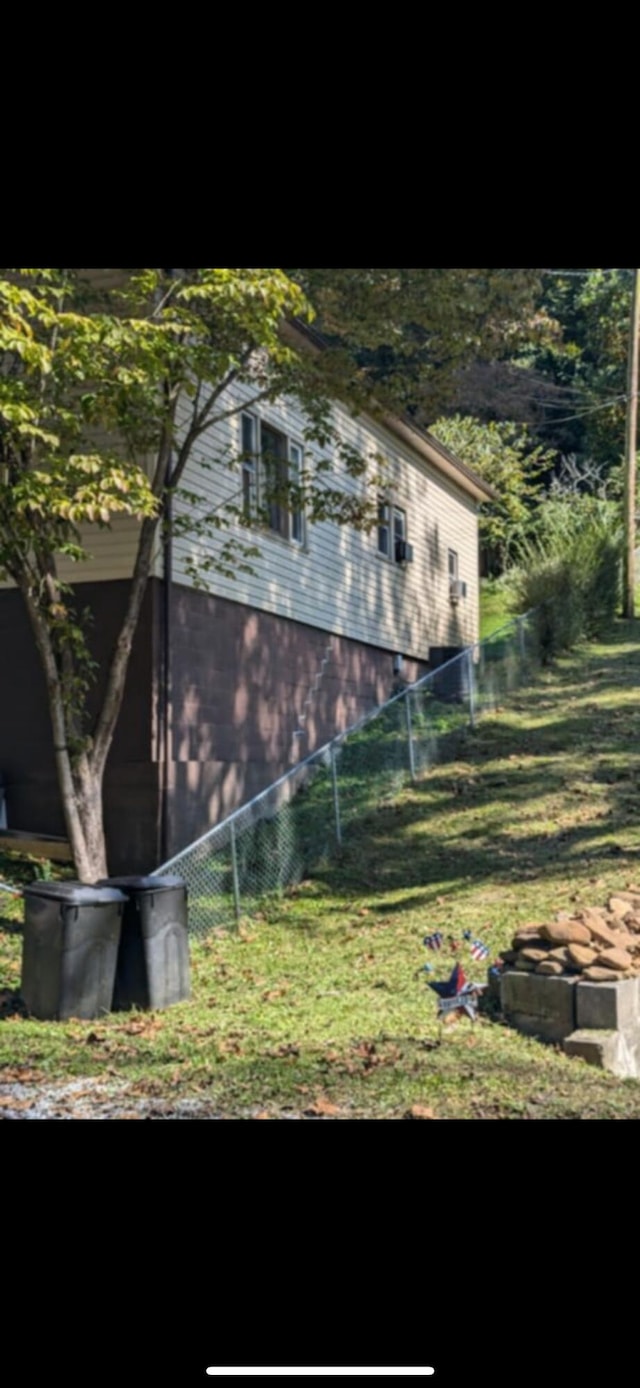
17, 512, 162, 881
71, 756, 108, 882
19, 575, 111, 881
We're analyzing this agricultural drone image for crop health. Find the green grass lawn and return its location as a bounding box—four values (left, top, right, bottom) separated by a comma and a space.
4, 619, 640, 1118
479, 577, 513, 640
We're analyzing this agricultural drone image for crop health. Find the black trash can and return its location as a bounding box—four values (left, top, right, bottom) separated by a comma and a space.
100, 875, 190, 1012
21, 882, 126, 1021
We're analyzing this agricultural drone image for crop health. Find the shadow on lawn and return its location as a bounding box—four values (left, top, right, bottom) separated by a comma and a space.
300, 621, 640, 916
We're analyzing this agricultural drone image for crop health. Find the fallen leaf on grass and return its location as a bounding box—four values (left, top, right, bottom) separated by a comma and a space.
121, 1018, 165, 1037
406, 1104, 438, 1120
0, 1067, 42, 1083
265, 1043, 300, 1059
253, 1110, 271, 1120
0, 1096, 34, 1110
304, 1097, 341, 1117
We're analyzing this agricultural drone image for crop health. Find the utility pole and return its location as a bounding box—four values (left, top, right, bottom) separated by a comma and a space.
623, 267, 640, 618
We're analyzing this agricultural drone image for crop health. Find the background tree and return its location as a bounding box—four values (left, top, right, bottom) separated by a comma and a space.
289, 268, 545, 418
445, 270, 634, 477
428, 414, 554, 574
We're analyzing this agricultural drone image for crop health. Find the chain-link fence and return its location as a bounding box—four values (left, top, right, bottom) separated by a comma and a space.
153, 612, 540, 934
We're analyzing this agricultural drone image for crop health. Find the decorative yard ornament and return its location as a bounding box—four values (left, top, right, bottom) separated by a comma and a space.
427, 961, 487, 1020
429, 961, 468, 997
470, 939, 489, 961
423, 932, 443, 951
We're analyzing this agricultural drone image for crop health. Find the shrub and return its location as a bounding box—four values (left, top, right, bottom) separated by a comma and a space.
508, 497, 622, 660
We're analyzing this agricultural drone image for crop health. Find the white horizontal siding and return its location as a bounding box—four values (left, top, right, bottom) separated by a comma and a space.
166, 381, 480, 658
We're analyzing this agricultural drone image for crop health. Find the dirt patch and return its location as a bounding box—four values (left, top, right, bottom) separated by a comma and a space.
0, 1076, 352, 1119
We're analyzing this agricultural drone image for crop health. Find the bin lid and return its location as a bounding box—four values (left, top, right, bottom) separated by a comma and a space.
24, 881, 126, 905
96, 875, 185, 894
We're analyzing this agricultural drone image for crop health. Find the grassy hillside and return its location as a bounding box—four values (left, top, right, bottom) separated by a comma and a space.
3, 620, 640, 1117
479, 577, 513, 640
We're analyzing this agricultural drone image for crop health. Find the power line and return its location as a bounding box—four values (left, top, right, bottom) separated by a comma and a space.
541, 268, 632, 277
535, 393, 630, 428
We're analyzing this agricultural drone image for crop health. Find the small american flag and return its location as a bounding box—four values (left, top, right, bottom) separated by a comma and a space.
470, 938, 489, 961
423, 932, 443, 951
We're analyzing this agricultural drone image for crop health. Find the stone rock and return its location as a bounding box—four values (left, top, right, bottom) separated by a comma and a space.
539, 921, 591, 945
576, 907, 608, 930
609, 930, 639, 951
610, 890, 640, 905
582, 967, 629, 981
549, 946, 574, 966
594, 947, 633, 971
536, 959, 564, 975
514, 957, 536, 971
567, 943, 598, 969
512, 933, 547, 951
579, 918, 620, 949
609, 897, 632, 918
622, 913, 640, 933
520, 947, 551, 963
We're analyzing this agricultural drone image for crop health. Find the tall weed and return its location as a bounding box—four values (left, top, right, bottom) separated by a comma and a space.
508, 497, 622, 659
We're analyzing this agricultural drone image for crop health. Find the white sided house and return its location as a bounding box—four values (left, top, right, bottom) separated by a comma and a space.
0, 326, 493, 873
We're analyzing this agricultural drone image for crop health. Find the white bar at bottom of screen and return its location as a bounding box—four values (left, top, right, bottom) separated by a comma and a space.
205, 1371, 436, 1378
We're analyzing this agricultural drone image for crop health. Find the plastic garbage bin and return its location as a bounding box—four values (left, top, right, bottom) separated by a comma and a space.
20, 882, 126, 1021
100, 875, 190, 1012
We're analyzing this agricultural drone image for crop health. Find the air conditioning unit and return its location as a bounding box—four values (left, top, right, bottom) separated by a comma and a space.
449, 578, 467, 602
395, 539, 414, 564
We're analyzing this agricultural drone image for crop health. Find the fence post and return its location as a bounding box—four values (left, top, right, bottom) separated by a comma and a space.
518, 615, 526, 662
229, 820, 241, 930
405, 692, 416, 781
467, 648, 476, 729
330, 743, 342, 847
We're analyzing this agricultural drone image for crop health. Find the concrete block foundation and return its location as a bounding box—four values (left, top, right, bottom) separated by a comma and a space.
499, 970, 640, 1079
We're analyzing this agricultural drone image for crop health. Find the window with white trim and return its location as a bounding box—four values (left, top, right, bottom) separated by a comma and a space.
378, 500, 408, 563
448, 548, 458, 579
241, 412, 258, 521
241, 412, 305, 545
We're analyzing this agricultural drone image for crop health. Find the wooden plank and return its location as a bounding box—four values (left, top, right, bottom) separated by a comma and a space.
0, 829, 73, 863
